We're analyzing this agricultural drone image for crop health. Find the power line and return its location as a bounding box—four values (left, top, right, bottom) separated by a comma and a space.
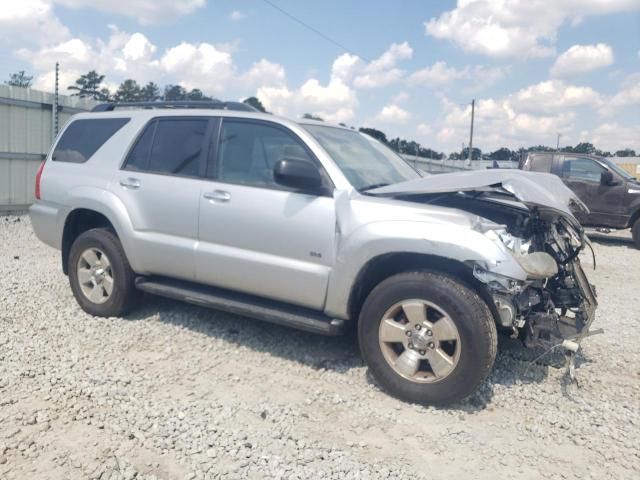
259, 0, 371, 62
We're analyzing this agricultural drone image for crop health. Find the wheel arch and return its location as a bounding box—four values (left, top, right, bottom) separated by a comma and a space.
346, 252, 500, 326
61, 208, 123, 275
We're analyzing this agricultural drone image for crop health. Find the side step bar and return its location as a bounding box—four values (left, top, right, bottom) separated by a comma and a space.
135, 277, 346, 336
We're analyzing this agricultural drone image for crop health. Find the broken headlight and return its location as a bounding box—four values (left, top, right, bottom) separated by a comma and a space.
485, 228, 532, 256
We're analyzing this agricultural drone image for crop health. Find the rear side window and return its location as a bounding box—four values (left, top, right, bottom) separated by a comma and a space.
53, 118, 129, 163
124, 118, 208, 177
527, 154, 553, 173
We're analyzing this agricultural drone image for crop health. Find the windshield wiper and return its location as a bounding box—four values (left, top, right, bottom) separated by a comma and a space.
359, 182, 390, 192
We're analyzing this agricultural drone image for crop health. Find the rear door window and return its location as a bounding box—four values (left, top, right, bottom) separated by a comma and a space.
53, 118, 129, 163
124, 118, 209, 177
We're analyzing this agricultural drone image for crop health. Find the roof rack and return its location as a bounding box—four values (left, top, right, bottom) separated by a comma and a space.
91, 101, 258, 113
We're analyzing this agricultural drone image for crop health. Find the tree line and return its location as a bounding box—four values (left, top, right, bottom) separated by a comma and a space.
4, 70, 637, 159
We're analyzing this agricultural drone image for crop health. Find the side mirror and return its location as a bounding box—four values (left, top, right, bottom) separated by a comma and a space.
274, 158, 325, 192
600, 170, 615, 186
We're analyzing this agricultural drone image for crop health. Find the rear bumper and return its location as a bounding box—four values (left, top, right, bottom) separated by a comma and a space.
29, 202, 63, 250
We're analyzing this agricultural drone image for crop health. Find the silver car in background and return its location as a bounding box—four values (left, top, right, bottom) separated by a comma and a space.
30, 101, 597, 405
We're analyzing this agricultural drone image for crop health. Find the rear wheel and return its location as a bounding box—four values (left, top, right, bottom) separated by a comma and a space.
358, 271, 497, 405
68, 228, 137, 317
632, 219, 640, 249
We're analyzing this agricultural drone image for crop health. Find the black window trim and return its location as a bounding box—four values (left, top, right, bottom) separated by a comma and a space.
210, 117, 335, 195
53, 117, 130, 164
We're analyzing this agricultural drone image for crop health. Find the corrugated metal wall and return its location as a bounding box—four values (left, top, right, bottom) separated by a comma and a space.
0, 86, 94, 213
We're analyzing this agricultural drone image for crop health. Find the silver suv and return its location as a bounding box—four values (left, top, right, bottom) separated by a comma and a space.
30, 101, 597, 405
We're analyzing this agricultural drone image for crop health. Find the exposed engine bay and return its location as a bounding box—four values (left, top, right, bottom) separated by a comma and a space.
369, 169, 600, 380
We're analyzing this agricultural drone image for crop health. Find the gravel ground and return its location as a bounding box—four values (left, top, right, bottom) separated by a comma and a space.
1, 216, 639, 480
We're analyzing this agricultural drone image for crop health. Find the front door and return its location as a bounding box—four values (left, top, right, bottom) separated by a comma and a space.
114, 116, 212, 279
196, 118, 336, 310
555, 156, 627, 227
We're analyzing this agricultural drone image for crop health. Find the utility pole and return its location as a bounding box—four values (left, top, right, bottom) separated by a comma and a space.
52, 62, 59, 140
467, 99, 475, 166
556, 132, 562, 151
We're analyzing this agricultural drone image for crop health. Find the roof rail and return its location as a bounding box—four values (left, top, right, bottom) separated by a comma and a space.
91, 101, 258, 113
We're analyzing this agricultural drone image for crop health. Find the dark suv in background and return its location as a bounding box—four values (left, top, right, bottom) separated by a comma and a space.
521, 152, 640, 248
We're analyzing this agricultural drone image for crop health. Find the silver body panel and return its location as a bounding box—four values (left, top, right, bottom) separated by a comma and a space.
30, 109, 587, 320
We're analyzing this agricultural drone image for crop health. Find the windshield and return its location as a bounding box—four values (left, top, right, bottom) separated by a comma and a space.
303, 124, 420, 190
601, 158, 636, 180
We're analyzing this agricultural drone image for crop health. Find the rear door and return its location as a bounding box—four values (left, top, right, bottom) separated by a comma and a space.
115, 116, 214, 279
195, 118, 336, 310
553, 156, 627, 227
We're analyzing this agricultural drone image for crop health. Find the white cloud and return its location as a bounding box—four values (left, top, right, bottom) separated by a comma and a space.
392, 92, 409, 103
588, 123, 640, 151
512, 80, 602, 112
551, 43, 614, 77
229, 10, 246, 21
425, 0, 640, 58
609, 73, 640, 109
435, 96, 575, 151
416, 123, 433, 136
374, 104, 410, 124
241, 59, 286, 88
0, 0, 69, 46
122, 32, 156, 61
52, 0, 205, 24
158, 42, 235, 92
353, 42, 413, 88
408, 61, 466, 87
407, 61, 508, 91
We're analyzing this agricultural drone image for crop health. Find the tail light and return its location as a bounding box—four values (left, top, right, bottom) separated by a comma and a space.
35, 161, 45, 200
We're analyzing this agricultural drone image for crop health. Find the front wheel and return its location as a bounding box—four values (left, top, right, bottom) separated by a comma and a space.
358, 271, 497, 405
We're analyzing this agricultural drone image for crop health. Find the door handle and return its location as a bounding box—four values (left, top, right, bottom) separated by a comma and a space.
203, 190, 231, 202
120, 177, 141, 190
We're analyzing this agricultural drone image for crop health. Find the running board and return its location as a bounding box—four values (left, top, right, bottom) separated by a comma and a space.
135, 277, 345, 336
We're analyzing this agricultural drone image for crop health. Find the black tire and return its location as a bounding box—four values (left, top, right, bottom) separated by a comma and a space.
632, 219, 640, 249
68, 228, 137, 317
358, 271, 497, 406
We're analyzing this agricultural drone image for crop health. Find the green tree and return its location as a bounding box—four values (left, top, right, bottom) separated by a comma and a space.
302, 113, 324, 121
488, 147, 513, 160
359, 127, 388, 144
140, 82, 161, 101
68, 70, 109, 100
243, 96, 267, 112
163, 84, 187, 101
461, 147, 482, 160
114, 79, 142, 102
571, 142, 596, 155
5, 71, 33, 88
615, 149, 636, 157
186, 88, 213, 101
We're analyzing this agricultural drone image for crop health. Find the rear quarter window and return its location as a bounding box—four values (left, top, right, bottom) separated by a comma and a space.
53, 118, 130, 163
526, 154, 553, 173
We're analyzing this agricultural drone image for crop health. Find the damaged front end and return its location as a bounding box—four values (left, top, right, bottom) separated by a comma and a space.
472, 208, 598, 357
369, 170, 599, 378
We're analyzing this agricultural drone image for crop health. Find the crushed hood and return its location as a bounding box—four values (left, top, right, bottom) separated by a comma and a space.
369, 169, 588, 217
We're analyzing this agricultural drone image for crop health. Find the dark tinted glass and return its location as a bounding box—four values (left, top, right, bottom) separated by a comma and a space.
125, 121, 156, 171
218, 120, 313, 188
53, 118, 129, 163
562, 158, 605, 183
149, 119, 207, 177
